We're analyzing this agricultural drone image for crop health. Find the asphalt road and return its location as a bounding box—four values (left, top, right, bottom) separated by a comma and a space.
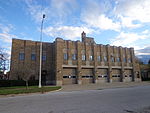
0, 85, 150, 113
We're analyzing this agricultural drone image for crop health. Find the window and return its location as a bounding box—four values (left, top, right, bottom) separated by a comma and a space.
104, 56, 107, 62
89, 55, 93, 61
42, 55, 46, 61
128, 58, 131, 63
64, 53, 68, 60
124, 58, 126, 62
82, 54, 86, 61
19, 53, 24, 60
31, 53, 36, 61
63, 75, 76, 78
82, 75, 93, 78
117, 57, 120, 62
72, 54, 77, 60
97, 56, 101, 61
111, 57, 114, 62
63, 75, 68, 78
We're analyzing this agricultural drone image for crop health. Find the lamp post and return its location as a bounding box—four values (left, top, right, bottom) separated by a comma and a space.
39, 14, 45, 88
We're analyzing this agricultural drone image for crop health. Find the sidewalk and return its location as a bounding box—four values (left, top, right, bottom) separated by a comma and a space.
60, 81, 150, 92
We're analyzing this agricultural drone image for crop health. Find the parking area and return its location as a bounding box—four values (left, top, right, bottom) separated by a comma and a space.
60, 81, 150, 92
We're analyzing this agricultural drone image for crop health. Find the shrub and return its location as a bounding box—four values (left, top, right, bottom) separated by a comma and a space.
0, 80, 39, 87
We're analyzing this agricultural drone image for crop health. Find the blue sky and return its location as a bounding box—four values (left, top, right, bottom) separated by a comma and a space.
0, 0, 150, 58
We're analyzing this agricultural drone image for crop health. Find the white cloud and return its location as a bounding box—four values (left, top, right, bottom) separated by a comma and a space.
110, 32, 148, 48
82, 14, 120, 31
115, 0, 150, 23
142, 30, 149, 34
80, 0, 120, 31
119, 16, 142, 28
0, 33, 17, 43
24, 0, 77, 24
135, 46, 150, 55
0, 24, 14, 33
43, 26, 94, 40
0, 23, 17, 43
24, 0, 46, 23
50, 0, 77, 18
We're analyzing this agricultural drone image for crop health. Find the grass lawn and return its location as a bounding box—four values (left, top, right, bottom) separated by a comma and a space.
0, 86, 61, 95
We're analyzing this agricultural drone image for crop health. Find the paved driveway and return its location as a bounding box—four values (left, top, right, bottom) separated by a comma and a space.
0, 84, 150, 113
60, 81, 150, 92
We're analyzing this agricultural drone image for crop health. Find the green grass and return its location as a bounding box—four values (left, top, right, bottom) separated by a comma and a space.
0, 86, 61, 95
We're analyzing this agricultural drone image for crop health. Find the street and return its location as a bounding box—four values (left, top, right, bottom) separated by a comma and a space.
0, 85, 150, 113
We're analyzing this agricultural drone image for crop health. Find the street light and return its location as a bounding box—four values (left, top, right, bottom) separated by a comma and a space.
39, 14, 45, 88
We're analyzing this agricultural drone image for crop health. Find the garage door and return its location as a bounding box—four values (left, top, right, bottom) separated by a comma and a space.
124, 69, 132, 82
97, 69, 108, 83
63, 68, 77, 85
112, 69, 121, 82
82, 69, 94, 84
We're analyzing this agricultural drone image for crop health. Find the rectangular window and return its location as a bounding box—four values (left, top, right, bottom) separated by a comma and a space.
117, 57, 120, 62
72, 54, 77, 60
104, 56, 107, 62
97, 56, 101, 61
31, 53, 36, 61
19, 53, 24, 60
42, 55, 46, 61
89, 55, 93, 61
63, 75, 69, 78
82, 54, 86, 61
128, 58, 131, 63
111, 57, 114, 62
124, 58, 126, 62
64, 53, 68, 60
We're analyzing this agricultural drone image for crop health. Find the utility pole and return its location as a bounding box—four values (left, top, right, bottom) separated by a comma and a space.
39, 14, 45, 88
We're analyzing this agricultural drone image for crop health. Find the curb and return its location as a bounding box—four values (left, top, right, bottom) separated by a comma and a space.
0, 87, 62, 98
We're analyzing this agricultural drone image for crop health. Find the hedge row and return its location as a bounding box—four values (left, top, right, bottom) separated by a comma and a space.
142, 78, 150, 81
0, 80, 39, 87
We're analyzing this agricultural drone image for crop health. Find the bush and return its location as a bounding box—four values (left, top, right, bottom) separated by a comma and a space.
0, 80, 39, 87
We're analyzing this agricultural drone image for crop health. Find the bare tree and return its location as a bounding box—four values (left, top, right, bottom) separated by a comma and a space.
0, 47, 10, 79
16, 66, 33, 89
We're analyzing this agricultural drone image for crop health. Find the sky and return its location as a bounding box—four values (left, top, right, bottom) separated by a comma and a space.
0, 0, 150, 58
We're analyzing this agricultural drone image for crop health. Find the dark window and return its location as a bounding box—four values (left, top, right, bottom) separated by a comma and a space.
85, 75, 89, 78
104, 75, 107, 78
63, 76, 68, 78
98, 75, 102, 78
31, 53, 36, 60
19, 53, 25, 60
42, 55, 46, 61
82, 76, 86, 78
64, 53, 68, 60
72, 76, 76, 78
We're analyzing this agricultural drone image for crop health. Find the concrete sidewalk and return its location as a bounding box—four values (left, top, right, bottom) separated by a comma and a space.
60, 81, 150, 92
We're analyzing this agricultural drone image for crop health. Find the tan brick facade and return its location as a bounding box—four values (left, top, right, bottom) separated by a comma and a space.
10, 32, 141, 85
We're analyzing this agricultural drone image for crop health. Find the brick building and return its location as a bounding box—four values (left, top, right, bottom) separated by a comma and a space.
10, 32, 141, 85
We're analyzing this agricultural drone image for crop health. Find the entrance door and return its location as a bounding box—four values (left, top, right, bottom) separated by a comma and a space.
42, 70, 47, 85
